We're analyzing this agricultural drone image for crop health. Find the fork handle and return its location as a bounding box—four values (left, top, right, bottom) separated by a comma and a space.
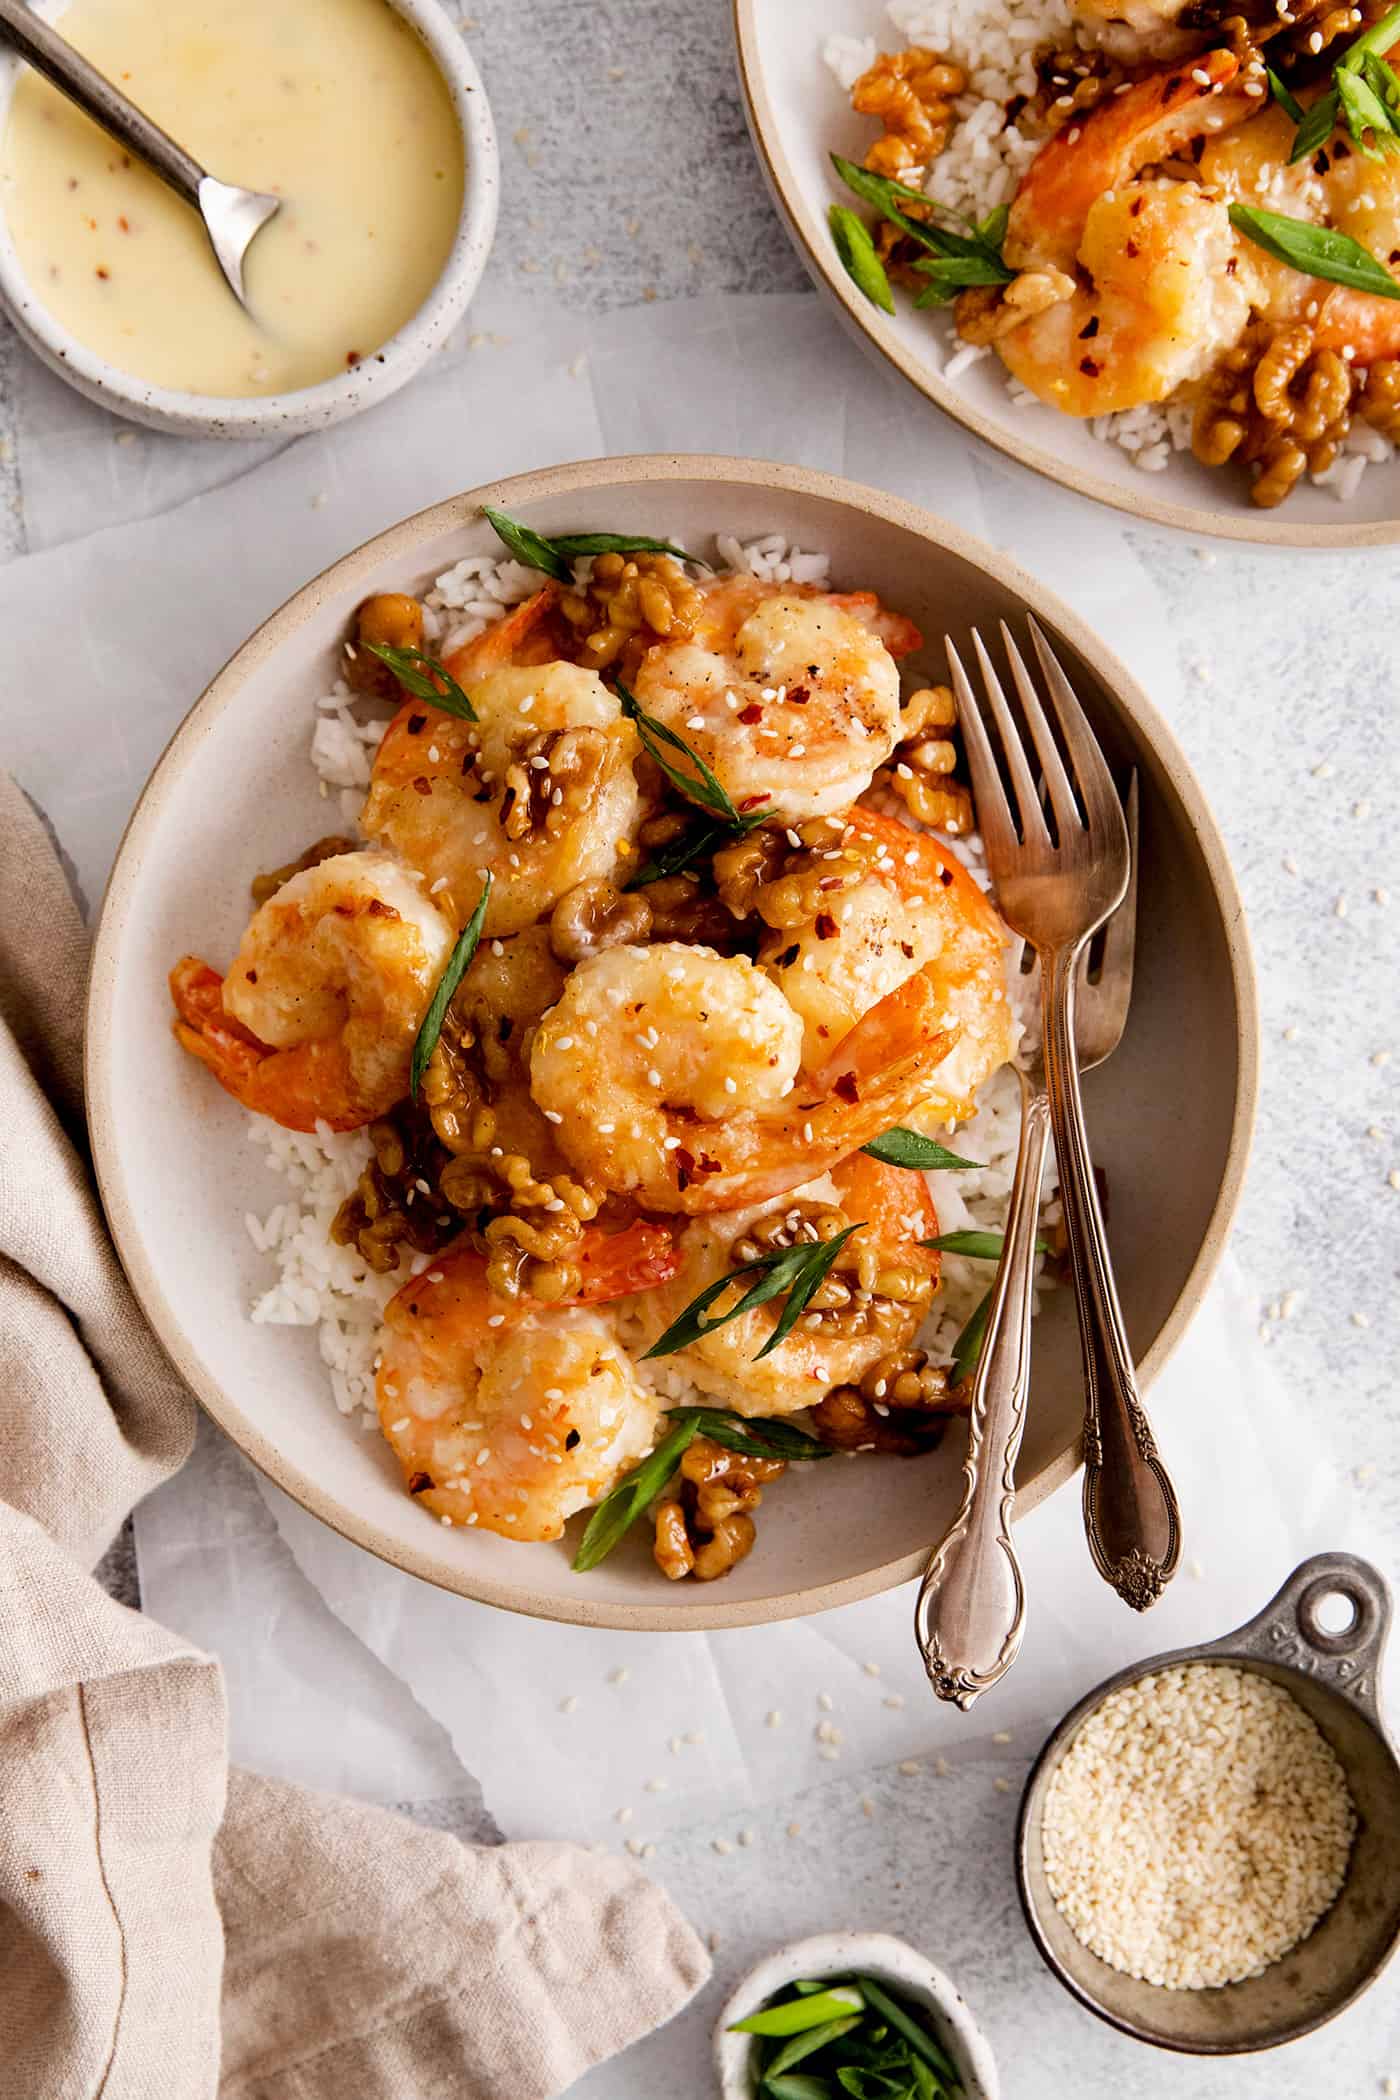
915, 1066, 1049, 1707
1042, 946, 1181, 1610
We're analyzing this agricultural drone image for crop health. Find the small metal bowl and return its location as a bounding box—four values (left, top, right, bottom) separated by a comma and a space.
1017, 1551, 1400, 2054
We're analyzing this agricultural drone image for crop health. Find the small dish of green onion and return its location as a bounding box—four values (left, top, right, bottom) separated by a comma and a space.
715, 1933, 997, 2100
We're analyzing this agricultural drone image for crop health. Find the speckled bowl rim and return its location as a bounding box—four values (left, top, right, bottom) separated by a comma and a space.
731, 0, 1400, 550
0, 0, 499, 439
85, 454, 1260, 1631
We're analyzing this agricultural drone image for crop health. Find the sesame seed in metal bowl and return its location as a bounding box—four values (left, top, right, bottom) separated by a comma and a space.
1017, 1552, 1400, 2054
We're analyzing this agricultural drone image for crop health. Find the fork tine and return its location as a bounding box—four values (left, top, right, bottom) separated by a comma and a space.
1097, 766, 1139, 997
944, 638, 1019, 865
999, 621, 1080, 838
1026, 616, 1129, 856
1076, 769, 1138, 1049
969, 629, 1052, 851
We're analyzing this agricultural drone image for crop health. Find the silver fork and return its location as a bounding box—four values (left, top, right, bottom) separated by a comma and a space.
914, 624, 1175, 1705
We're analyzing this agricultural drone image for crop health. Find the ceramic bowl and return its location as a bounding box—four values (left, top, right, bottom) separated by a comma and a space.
715, 1931, 999, 2098
1017, 1552, 1400, 2053
0, 0, 498, 439
732, 0, 1400, 548
85, 454, 1258, 1630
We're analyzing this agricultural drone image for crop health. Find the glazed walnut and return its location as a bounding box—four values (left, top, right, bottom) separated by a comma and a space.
852, 47, 967, 181
810, 1350, 968, 1456
1192, 321, 1362, 509
343, 592, 425, 697
549, 878, 653, 962
651, 1437, 787, 1582
557, 551, 703, 674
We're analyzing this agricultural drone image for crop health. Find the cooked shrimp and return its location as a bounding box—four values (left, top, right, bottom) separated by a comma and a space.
1203, 95, 1400, 360
628, 1153, 940, 1417
171, 850, 454, 1132
1070, 0, 1199, 60
629, 575, 920, 822
990, 52, 1255, 415
529, 942, 958, 1215
760, 808, 1014, 1124
375, 1219, 678, 1539
361, 654, 642, 939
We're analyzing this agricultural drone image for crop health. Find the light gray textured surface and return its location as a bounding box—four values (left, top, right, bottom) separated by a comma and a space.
3, 0, 1396, 2091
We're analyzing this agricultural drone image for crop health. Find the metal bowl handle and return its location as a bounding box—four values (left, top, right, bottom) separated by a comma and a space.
1210, 1551, 1393, 1724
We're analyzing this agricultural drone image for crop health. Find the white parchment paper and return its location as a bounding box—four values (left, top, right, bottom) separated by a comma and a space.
132, 1266, 1354, 1842
0, 285, 1331, 1843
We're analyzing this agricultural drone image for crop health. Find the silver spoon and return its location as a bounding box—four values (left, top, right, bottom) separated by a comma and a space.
0, 0, 279, 310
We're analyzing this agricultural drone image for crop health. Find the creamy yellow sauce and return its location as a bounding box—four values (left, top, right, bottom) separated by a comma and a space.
0, 0, 464, 397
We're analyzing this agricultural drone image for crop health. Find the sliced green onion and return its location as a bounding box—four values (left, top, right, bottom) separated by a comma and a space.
829, 205, 896, 313
862, 1129, 981, 1171
409, 878, 491, 1100
1228, 203, 1400, 299
363, 642, 477, 722
731, 1987, 865, 2037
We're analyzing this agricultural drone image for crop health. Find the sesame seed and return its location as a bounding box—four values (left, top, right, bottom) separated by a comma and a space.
861, 1796, 876, 1817
738, 1828, 755, 1847
863, 1661, 881, 1677
766, 1709, 783, 1728
787, 1821, 802, 1838
1042, 1664, 1354, 1989
609, 1666, 630, 1685
993, 1730, 1012, 1745
935, 1757, 952, 1778
883, 1693, 905, 1711
817, 1691, 834, 1711
994, 1777, 1013, 1794
899, 1760, 921, 1777
712, 1837, 733, 1855
559, 1695, 577, 1713
645, 1777, 668, 1793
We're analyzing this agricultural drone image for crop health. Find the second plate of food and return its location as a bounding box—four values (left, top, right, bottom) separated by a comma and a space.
88, 456, 1256, 1629
734, 0, 1400, 547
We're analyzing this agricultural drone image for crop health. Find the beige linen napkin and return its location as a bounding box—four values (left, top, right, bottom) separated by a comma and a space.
0, 774, 708, 2099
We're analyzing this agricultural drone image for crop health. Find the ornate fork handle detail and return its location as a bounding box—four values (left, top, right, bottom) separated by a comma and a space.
915, 1069, 1051, 1707
1041, 947, 1181, 1610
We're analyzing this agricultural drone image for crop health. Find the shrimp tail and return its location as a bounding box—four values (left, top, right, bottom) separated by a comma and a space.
171, 956, 267, 1096
673, 975, 960, 1215
443, 584, 562, 680
845, 806, 1006, 940
576, 1218, 682, 1300
829, 591, 924, 659
1008, 48, 1243, 271
170, 955, 364, 1133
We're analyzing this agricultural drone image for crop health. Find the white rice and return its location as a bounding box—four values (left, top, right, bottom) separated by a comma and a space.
242, 531, 1057, 1429
823, 2, 1397, 500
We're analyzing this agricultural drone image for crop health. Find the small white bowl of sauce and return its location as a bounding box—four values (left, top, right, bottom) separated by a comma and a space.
0, 0, 497, 437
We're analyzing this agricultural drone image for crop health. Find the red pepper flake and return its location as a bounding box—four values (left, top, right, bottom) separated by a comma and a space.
815, 911, 838, 940
1129, 197, 1145, 219
245, 968, 258, 983
738, 702, 764, 724
1080, 356, 1102, 377
412, 776, 434, 797
406, 712, 427, 734
346, 350, 362, 368
366, 898, 400, 919
939, 866, 954, 887
408, 1471, 433, 1495
833, 1072, 860, 1105
95, 266, 110, 280
738, 792, 772, 812
1078, 315, 1100, 339
786, 684, 810, 706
